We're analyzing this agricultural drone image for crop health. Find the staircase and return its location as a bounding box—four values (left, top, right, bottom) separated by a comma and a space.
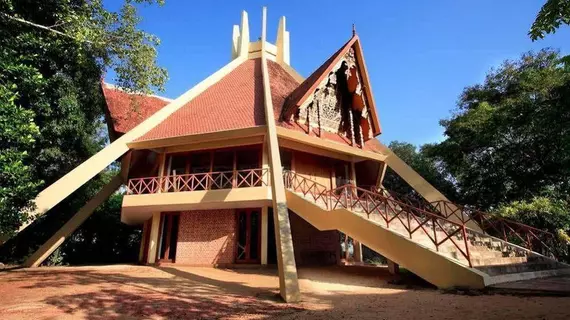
283, 170, 570, 288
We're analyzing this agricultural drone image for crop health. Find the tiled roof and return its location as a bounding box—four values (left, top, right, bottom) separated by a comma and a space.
102, 83, 170, 136
267, 60, 300, 119
137, 58, 265, 142
280, 35, 358, 120
101, 36, 379, 150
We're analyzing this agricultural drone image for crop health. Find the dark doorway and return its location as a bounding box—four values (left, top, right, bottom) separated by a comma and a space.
235, 209, 261, 263
157, 212, 180, 262
267, 207, 277, 264
334, 162, 351, 189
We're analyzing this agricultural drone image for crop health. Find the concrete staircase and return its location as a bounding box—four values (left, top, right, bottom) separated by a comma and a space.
283, 170, 570, 288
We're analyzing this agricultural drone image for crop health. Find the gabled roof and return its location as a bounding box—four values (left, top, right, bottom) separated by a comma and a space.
280, 35, 381, 136
102, 83, 171, 139
280, 36, 356, 120
101, 35, 381, 146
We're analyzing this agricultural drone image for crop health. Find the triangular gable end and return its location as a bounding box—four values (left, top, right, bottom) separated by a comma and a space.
280, 35, 381, 147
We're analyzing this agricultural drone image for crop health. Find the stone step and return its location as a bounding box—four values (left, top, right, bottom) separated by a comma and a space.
476, 262, 561, 276
472, 256, 528, 267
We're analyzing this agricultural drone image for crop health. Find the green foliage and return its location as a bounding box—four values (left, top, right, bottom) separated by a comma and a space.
0, 0, 165, 237
494, 195, 570, 259
0, 0, 162, 264
530, 0, 570, 40
495, 196, 570, 236
425, 49, 570, 210
382, 141, 459, 202
46, 192, 141, 266
0, 85, 41, 236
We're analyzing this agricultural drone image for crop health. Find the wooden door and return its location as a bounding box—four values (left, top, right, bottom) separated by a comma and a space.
235, 209, 261, 263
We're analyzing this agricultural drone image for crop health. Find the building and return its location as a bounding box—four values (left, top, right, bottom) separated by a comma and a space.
19, 9, 568, 302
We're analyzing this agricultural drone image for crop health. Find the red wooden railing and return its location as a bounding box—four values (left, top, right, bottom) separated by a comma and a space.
127, 168, 269, 195
283, 170, 475, 267
429, 200, 560, 258
366, 186, 562, 260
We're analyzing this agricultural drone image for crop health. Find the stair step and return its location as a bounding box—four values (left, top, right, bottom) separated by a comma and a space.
472, 256, 528, 267
476, 262, 561, 276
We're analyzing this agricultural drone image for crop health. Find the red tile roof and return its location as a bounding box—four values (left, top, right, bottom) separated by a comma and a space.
102, 83, 170, 137
268, 60, 300, 119
101, 36, 380, 151
136, 58, 265, 142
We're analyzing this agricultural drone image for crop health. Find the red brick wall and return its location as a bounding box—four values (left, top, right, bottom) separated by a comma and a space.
289, 211, 340, 266
175, 209, 236, 265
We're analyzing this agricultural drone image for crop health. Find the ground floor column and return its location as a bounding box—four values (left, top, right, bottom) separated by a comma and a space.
138, 220, 149, 263
353, 241, 363, 263
261, 206, 269, 265
388, 260, 400, 274
147, 212, 161, 264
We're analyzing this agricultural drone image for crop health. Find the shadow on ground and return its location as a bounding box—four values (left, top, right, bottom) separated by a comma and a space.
1, 265, 569, 320
1, 266, 301, 319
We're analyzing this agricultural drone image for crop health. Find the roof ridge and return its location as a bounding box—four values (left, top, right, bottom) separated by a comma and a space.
102, 82, 173, 103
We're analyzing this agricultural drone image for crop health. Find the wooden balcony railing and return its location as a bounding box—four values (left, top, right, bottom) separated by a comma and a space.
127, 168, 269, 195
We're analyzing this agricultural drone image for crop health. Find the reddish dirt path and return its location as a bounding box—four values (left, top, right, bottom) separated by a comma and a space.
0, 265, 569, 319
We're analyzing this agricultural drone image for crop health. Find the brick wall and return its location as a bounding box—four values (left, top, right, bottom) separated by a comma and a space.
175, 209, 236, 265
289, 211, 340, 266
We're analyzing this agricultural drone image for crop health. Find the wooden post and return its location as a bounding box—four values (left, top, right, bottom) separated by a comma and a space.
232, 150, 237, 187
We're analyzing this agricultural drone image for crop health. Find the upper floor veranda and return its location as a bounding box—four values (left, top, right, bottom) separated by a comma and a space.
121, 127, 388, 225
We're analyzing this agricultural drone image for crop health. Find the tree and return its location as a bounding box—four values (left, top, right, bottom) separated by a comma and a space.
530, 0, 570, 40
0, 0, 166, 237
426, 49, 570, 210
0, 0, 166, 263
382, 141, 459, 203
0, 85, 41, 236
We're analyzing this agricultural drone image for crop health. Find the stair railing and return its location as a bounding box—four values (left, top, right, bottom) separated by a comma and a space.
430, 200, 559, 259
364, 185, 561, 260
282, 170, 473, 267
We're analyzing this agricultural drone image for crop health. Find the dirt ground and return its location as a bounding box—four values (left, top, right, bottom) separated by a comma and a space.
0, 265, 569, 320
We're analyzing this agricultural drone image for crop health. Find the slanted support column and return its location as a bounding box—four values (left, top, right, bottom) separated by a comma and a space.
23, 175, 123, 267
147, 212, 161, 264
261, 141, 270, 265
260, 7, 300, 303
375, 142, 482, 232
388, 260, 400, 275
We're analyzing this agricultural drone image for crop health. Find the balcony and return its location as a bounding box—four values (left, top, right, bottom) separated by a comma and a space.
122, 168, 271, 224
127, 168, 269, 194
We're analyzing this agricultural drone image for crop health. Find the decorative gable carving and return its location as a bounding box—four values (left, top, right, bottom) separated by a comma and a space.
294, 47, 373, 147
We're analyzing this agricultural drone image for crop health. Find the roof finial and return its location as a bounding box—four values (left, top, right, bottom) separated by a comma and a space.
352, 23, 356, 36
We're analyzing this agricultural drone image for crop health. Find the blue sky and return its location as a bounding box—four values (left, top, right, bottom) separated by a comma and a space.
105, 0, 569, 146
